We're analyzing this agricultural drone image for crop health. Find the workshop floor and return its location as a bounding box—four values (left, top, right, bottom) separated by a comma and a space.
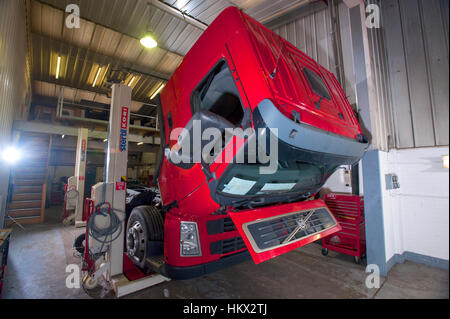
3, 206, 449, 299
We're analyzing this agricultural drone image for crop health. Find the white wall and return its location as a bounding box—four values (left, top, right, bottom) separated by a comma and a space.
321, 166, 353, 195
379, 147, 449, 262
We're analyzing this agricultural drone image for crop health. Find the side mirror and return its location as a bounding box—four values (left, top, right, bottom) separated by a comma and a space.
167, 110, 234, 169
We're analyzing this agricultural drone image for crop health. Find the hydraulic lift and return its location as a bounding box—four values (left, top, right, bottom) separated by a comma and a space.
81, 84, 169, 297
63, 128, 88, 227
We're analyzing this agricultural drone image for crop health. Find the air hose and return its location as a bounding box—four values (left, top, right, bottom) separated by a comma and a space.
65, 187, 79, 200
63, 187, 79, 221
86, 120, 124, 256
87, 203, 123, 252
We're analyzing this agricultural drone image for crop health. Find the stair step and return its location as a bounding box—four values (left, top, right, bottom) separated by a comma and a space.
12, 193, 42, 201
21, 136, 49, 143
8, 200, 42, 210
14, 180, 45, 186
6, 216, 42, 227
14, 166, 47, 173
21, 143, 49, 150
14, 174, 46, 181
14, 175, 46, 186
7, 208, 41, 218
14, 162, 47, 168
14, 185, 43, 194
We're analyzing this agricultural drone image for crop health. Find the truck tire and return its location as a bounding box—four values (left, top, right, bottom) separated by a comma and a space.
126, 206, 164, 270
73, 233, 86, 256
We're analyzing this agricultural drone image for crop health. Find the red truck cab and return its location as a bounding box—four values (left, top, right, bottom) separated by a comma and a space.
125, 6, 367, 279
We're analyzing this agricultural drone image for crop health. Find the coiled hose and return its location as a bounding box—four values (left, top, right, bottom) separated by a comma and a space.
87, 202, 123, 255
63, 187, 79, 221
65, 187, 79, 200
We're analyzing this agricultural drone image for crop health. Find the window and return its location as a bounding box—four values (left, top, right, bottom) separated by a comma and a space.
217, 160, 338, 197
191, 60, 244, 126
303, 67, 332, 101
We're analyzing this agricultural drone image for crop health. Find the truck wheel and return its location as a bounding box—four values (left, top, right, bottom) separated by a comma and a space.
126, 206, 164, 270
73, 233, 86, 256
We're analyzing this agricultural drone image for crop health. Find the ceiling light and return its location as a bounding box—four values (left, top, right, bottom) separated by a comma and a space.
150, 83, 166, 100
61, 134, 65, 139
2, 146, 22, 165
92, 67, 102, 87
103, 138, 107, 142
137, 142, 144, 146
140, 33, 157, 49
56, 56, 61, 79
128, 76, 136, 87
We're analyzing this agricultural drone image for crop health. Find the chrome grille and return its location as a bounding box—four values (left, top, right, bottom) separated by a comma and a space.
243, 207, 337, 253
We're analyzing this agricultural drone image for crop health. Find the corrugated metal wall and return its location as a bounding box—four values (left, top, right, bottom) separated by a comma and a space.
381, 0, 449, 148
271, 2, 357, 107
272, 0, 449, 150
0, 0, 32, 225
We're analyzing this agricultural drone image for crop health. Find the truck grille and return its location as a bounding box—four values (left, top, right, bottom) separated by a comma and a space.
210, 236, 246, 255
243, 207, 337, 253
207, 217, 237, 235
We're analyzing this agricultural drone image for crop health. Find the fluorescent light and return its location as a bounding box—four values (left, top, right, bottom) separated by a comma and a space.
2, 147, 22, 164
443, 155, 449, 169
56, 56, 61, 79
150, 83, 166, 100
128, 76, 136, 87
137, 142, 144, 145
92, 67, 102, 87
140, 34, 157, 48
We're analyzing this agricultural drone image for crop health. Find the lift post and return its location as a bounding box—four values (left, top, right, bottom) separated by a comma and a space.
86, 83, 169, 297
74, 128, 88, 227
63, 128, 88, 226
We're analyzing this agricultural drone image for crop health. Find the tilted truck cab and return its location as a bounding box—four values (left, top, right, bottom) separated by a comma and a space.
125, 6, 368, 279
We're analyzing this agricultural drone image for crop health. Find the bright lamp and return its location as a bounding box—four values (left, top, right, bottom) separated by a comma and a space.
140, 34, 157, 49
2, 146, 22, 164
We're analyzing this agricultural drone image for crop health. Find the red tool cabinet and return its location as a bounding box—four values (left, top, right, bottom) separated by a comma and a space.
322, 194, 365, 264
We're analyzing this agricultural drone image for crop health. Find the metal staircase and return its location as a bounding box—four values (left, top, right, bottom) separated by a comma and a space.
6, 133, 51, 226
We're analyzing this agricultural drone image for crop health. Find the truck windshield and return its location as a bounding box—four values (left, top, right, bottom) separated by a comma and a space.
216, 160, 338, 199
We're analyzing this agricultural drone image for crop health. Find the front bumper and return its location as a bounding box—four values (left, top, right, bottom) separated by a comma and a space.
160, 250, 251, 280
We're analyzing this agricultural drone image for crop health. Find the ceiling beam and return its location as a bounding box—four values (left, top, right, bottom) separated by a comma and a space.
13, 120, 161, 145
32, 32, 171, 82
33, 0, 185, 59
51, 136, 159, 153
147, 0, 208, 31
32, 93, 157, 117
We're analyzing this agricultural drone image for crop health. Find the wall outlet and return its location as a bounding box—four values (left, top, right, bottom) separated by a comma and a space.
385, 173, 400, 190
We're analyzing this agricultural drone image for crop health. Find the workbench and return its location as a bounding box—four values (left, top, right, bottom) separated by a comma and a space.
0, 229, 12, 298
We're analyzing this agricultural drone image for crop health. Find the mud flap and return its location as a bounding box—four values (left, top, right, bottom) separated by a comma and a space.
228, 199, 341, 264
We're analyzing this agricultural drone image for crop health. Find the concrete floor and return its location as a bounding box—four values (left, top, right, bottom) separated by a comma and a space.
3, 206, 449, 299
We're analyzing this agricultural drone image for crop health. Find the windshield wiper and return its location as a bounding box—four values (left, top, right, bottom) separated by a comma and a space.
230, 192, 311, 210
230, 195, 266, 210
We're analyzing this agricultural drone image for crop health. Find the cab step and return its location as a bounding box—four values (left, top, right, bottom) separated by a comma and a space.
145, 255, 165, 273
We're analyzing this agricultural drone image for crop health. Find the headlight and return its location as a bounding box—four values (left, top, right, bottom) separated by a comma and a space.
180, 221, 201, 256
